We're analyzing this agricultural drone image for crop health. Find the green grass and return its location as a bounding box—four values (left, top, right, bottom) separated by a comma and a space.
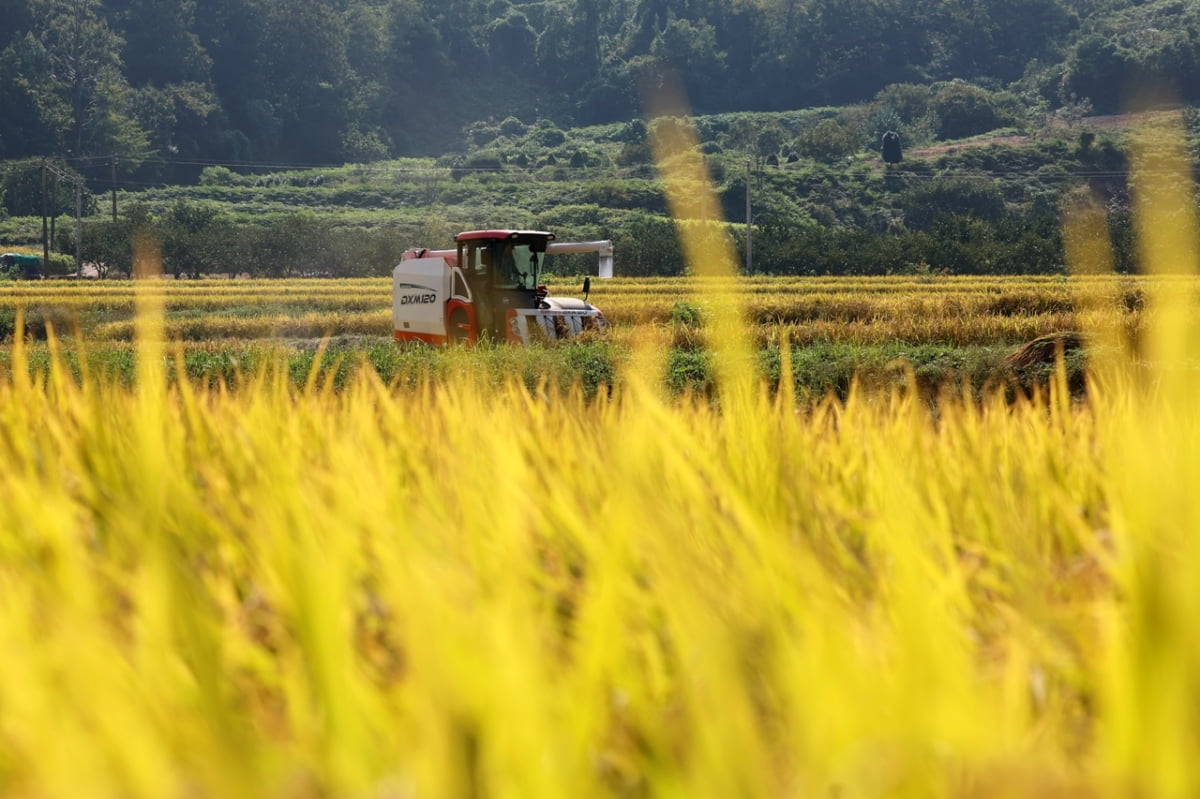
0, 336, 1068, 405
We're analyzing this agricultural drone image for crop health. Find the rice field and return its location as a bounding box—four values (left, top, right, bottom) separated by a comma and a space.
2, 109, 1198, 799
0, 273, 1147, 346
0, 275, 1197, 798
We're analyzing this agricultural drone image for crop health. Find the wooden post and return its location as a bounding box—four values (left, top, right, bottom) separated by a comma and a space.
75, 176, 83, 278
41, 159, 49, 270
744, 160, 752, 273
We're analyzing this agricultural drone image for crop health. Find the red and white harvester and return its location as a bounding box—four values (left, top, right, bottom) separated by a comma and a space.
393, 229, 610, 344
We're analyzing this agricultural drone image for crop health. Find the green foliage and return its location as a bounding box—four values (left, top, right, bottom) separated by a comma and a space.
341, 125, 391, 163
929, 83, 1022, 140
198, 166, 243, 187
668, 300, 705, 327
41, 251, 71, 275
792, 119, 862, 163
898, 177, 1008, 231
0, 0, 1193, 167
666, 348, 713, 394
161, 200, 232, 279
498, 116, 527, 137
611, 214, 685, 277
1061, 1, 1200, 112
531, 121, 567, 147
872, 83, 933, 126
613, 119, 647, 144
75, 201, 153, 278
1, 159, 81, 217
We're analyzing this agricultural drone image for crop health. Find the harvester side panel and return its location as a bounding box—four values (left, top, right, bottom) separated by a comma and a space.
393, 257, 452, 340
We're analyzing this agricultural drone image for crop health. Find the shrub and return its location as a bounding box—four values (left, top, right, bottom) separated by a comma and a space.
792, 119, 861, 163
613, 119, 647, 144
929, 83, 1019, 140
668, 300, 705, 326
498, 116, 527, 137
532, 121, 567, 147
199, 166, 244, 187
341, 126, 391, 163
872, 83, 933, 125
898, 177, 1007, 231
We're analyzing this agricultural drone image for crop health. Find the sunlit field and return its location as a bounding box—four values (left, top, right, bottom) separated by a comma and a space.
0, 273, 1151, 345
2, 113, 1200, 798
0, 272, 1161, 401
0, 279, 1197, 798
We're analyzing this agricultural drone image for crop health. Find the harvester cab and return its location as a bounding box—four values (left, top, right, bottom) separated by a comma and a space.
394, 229, 608, 345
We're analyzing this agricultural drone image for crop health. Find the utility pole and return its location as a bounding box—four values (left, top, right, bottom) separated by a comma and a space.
49, 177, 56, 254
41, 159, 49, 270
744, 160, 752, 273
74, 176, 83, 279
111, 155, 118, 222
40, 160, 87, 278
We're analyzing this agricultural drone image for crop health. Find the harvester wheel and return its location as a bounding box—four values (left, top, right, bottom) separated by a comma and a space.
449, 309, 470, 343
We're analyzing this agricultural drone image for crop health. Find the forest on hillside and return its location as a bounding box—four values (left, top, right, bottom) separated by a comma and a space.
3, 0, 1200, 178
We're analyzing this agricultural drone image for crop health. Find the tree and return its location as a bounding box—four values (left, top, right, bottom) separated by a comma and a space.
648, 17, 727, 109
252, 0, 355, 162
0, 158, 77, 218
625, 0, 670, 54
805, 0, 918, 105
191, 0, 265, 158
929, 82, 1017, 140
106, 0, 211, 87
161, 200, 230, 279
80, 202, 152, 278
756, 121, 787, 168
929, 0, 1073, 82
0, 0, 34, 49
872, 83, 933, 125
104, 0, 218, 171
33, 0, 148, 160
485, 9, 538, 75
0, 35, 61, 158
753, 0, 818, 110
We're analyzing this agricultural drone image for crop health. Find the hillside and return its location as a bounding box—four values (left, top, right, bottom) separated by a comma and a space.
5, 98, 1191, 279
2, 0, 1199, 172
3, 0, 1200, 277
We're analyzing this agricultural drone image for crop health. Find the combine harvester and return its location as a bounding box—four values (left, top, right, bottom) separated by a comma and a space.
393, 229, 611, 344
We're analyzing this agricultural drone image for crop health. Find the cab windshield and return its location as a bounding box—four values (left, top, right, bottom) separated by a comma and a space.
491, 241, 541, 290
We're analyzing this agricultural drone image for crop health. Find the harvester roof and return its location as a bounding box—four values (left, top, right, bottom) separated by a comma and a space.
454, 230, 556, 243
